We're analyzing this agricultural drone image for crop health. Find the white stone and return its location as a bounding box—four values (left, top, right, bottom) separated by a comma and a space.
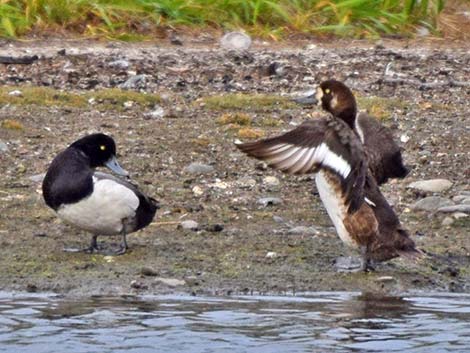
155, 277, 186, 287
184, 163, 214, 175
265, 251, 277, 258
263, 176, 280, 187
192, 186, 204, 196
180, 220, 199, 230
8, 90, 23, 97
407, 179, 453, 193
220, 32, 252, 50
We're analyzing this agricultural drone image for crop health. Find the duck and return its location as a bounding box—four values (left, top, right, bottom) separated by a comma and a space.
294, 79, 409, 185
42, 133, 159, 255
235, 112, 420, 270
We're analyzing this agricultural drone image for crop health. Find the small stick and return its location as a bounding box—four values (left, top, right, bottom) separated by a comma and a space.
150, 221, 181, 226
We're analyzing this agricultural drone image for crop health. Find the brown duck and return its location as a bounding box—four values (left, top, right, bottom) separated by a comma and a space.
295, 79, 409, 185
236, 110, 420, 270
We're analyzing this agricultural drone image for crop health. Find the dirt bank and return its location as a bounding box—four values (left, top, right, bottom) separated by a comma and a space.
0, 39, 469, 296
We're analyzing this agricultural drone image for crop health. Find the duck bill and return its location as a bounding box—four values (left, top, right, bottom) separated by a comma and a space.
105, 156, 129, 176
292, 94, 318, 105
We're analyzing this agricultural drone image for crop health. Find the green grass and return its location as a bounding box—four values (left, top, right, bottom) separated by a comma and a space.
0, 86, 161, 110
0, 0, 446, 39
199, 93, 294, 112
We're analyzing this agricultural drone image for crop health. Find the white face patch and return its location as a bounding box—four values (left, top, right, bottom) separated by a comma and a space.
330, 95, 338, 110
57, 177, 140, 235
315, 87, 323, 106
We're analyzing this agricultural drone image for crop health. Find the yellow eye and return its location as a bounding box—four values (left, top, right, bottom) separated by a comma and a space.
324, 88, 331, 94
100, 145, 106, 151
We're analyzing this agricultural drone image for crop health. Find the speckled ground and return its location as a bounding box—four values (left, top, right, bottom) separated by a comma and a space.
0, 39, 469, 296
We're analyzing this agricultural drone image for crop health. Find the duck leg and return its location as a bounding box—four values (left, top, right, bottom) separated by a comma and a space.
360, 246, 375, 272
63, 235, 101, 253
115, 232, 128, 255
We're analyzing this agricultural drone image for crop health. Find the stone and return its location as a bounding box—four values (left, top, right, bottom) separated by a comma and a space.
140, 267, 159, 277
265, 251, 277, 258
442, 217, 454, 226
257, 197, 282, 207
144, 106, 165, 119
407, 179, 453, 193
28, 173, 46, 183
8, 90, 22, 97
0, 140, 9, 153
220, 31, 252, 51
437, 205, 470, 214
192, 186, 204, 196
119, 74, 147, 89
179, 220, 199, 231
206, 224, 224, 232
155, 277, 186, 287
288, 226, 319, 236
108, 59, 130, 69
453, 212, 468, 219
335, 256, 362, 272
376, 276, 396, 283
263, 176, 280, 187
184, 162, 214, 175
452, 195, 470, 204
236, 177, 256, 189
411, 196, 454, 212
273, 216, 285, 223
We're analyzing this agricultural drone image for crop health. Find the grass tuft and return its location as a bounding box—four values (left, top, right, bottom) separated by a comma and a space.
0, 0, 449, 39
200, 94, 294, 112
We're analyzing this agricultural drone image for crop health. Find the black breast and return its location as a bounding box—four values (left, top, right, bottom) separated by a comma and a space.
42, 148, 93, 210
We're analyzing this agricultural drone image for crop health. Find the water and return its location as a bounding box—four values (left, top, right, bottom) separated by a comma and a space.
0, 292, 469, 353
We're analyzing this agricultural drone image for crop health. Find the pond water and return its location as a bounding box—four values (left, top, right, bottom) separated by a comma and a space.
0, 291, 469, 353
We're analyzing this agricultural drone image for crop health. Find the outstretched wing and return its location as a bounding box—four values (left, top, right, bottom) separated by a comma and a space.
236, 117, 367, 212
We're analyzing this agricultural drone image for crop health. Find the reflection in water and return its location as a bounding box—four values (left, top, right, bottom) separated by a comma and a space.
0, 292, 469, 352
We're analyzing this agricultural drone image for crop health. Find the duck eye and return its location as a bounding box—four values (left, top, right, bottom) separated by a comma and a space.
100, 145, 106, 151
324, 88, 331, 94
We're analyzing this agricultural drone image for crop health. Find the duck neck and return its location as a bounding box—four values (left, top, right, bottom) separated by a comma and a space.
336, 106, 357, 130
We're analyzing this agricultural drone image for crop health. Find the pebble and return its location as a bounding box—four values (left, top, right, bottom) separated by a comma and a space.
288, 226, 319, 236
257, 197, 283, 207
130, 280, 148, 290
236, 177, 256, 189
442, 217, 454, 226
192, 185, 204, 196
184, 162, 214, 175
179, 220, 199, 231
8, 90, 22, 97
206, 224, 224, 232
376, 276, 396, 283
119, 74, 147, 89
452, 195, 470, 204
140, 267, 159, 277
155, 277, 186, 287
407, 179, 453, 193
265, 251, 277, 258
273, 215, 285, 223
263, 176, 280, 187
453, 212, 468, 219
411, 196, 454, 212
220, 31, 252, 51
144, 106, 165, 119
437, 205, 470, 214
108, 59, 130, 69
28, 173, 46, 183
335, 256, 362, 272
0, 140, 9, 153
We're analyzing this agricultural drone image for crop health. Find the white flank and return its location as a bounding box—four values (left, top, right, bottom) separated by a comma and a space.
313, 143, 351, 178
315, 171, 357, 248
364, 197, 376, 207
58, 177, 139, 235
354, 115, 365, 143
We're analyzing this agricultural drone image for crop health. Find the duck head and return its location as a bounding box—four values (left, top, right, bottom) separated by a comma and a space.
295, 80, 357, 129
70, 133, 129, 176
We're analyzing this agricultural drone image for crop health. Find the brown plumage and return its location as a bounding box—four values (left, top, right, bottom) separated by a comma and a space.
236, 112, 420, 270
297, 79, 409, 185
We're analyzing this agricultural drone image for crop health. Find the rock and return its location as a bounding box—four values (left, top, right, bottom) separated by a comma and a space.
407, 179, 453, 193
0, 140, 9, 153
257, 197, 282, 207
210, 180, 229, 189
288, 226, 319, 236
265, 251, 277, 258
411, 196, 454, 212
452, 195, 470, 204
273, 215, 285, 223
155, 277, 186, 287
236, 177, 256, 189
220, 31, 252, 51
206, 224, 224, 232
108, 59, 130, 69
8, 90, 22, 97
179, 220, 199, 231
335, 256, 362, 272
184, 162, 214, 175
453, 212, 468, 219
442, 217, 454, 226
140, 267, 159, 277
130, 280, 148, 290
263, 176, 280, 187
400, 134, 410, 143
437, 205, 470, 214
144, 106, 165, 119
119, 74, 147, 89
29, 173, 45, 183
123, 101, 134, 109
192, 185, 204, 196
376, 276, 396, 283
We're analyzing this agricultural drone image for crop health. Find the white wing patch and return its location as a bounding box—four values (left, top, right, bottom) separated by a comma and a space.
58, 177, 140, 235
262, 142, 351, 178
364, 197, 376, 207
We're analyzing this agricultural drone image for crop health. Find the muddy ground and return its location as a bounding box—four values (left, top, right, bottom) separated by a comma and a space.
0, 39, 469, 297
